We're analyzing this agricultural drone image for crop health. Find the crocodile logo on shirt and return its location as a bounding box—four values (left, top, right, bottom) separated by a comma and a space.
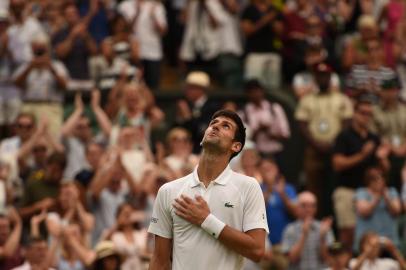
224, 202, 234, 208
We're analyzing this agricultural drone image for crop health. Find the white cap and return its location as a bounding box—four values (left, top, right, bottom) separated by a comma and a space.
186, 71, 210, 88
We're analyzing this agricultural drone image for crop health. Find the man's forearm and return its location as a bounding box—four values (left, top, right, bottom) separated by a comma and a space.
217, 226, 265, 262
288, 233, 307, 263
149, 256, 171, 270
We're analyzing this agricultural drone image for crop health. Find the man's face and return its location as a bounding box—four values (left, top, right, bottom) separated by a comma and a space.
86, 144, 104, 169
354, 103, 373, 128
26, 241, 48, 265
366, 40, 383, 65
201, 116, 241, 157
185, 85, 205, 103
74, 117, 92, 141
16, 116, 35, 141
0, 218, 10, 244
298, 197, 317, 219
64, 5, 80, 26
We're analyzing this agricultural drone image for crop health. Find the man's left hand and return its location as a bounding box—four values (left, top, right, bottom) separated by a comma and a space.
173, 195, 210, 225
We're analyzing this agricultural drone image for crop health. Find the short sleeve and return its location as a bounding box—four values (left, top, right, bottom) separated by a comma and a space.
242, 179, 269, 233
148, 184, 173, 239
339, 95, 354, 119
52, 61, 69, 80
295, 96, 311, 121
354, 188, 369, 201
154, 3, 167, 28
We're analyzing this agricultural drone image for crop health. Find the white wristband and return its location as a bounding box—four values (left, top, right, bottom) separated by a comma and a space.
200, 214, 226, 239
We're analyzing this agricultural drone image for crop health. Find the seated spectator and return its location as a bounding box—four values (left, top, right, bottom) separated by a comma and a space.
19, 152, 66, 220
349, 232, 406, 270
175, 71, 221, 153
53, 3, 97, 81
11, 236, 54, 270
104, 203, 149, 270
325, 242, 352, 270
332, 97, 390, 250
92, 240, 122, 270
296, 63, 353, 216
240, 79, 290, 161
238, 148, 262, 183
281, 191, 334, 270
13, 32, 69, 138
0, 208, 23, 270
345, 38, 396, 101
354, 167, 401, 252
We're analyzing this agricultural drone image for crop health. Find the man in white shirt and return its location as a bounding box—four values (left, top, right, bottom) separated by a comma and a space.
148, 109, 269, 270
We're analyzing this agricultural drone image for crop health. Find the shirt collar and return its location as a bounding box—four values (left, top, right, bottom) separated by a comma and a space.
190, 165, 232, 188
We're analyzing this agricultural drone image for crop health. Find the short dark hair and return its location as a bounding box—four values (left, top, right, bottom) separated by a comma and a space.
211, 110, 246, 159
244, 79, 264, 93
46, 152, 67, 170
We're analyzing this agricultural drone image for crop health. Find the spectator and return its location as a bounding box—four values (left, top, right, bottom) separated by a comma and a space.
175, 71, 221, 153
341, 15, 380, 72
395, 9, 406, 101
160, 127, 199, 180
53, 3, 97, 81
292, 45, 341, 99
218, 0, 243, 90
92, 240, 121, 270
104, 203, 149, 270
295, 63, 353, 216
180, 0, 226, 77
241, 0, 283, 89
350, 232, 406, 270
118, 0, 167, 90
0, 9, 21, 139
0, 208, 23, 270
13, 32, 69, 138
345, 38, 397, 101
11, 236, 54, 270
7, 0, 45, 66
354, 167, 401, 252
87, 149, 140, 244
325, 242, 352, 270
332, 98, 390, 250
371, 76, 406, 189
19, 152, 66, 220
74, 141, 105, 190
238, 148, 262, 182
240, 79, 290, 161
281, 191, 334, 270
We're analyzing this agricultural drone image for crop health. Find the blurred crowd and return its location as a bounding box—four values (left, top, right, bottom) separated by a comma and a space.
0, 0, 406, 269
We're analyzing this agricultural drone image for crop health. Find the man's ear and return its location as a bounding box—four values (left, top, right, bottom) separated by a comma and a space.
231, 141, 242, 155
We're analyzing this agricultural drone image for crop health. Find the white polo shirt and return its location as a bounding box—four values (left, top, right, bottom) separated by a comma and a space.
148, 165, 269, 270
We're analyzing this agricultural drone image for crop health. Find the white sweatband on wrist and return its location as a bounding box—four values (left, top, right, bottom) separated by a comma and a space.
201, 214, 226, 239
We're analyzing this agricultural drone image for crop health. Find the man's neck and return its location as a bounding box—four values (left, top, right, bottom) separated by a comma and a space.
197, 150, 229, 187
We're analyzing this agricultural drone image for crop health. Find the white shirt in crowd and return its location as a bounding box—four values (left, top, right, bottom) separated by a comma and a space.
11, 262, 55, 270
118, 0, 167, 61
349, 258, 400, 270
148, 165, 269, 270
220, 9, 243, 56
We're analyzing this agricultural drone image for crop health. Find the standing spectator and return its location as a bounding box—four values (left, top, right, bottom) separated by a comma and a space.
371, 76, 406, 189
281, 191, 334, 270
0, 113, 35, 156
241, 0, 283, 89
0, 208, 23, 270
53, 3, 98, 81
12, 33, 69, 138
218, 0, 243, 90
118, 0, 167, 90
18, 152, 66, 220
261, 158, 297, 270
11, 237, 54, 270
295, 63, 353, 216
345, 38, 397, 101
240, 79, 290, 162
332, 98, 390, 250
175, 71, 221, 153
349, 232, 406, 270
354, 167, 401, 252
7, 0, 45, 66
0, 9, 21, 139
180, 0, 226, 77
74, 142, 105, 190
87, 149, 139, 244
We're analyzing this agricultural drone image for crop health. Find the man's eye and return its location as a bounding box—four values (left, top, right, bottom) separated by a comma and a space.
223, 124, 230, 129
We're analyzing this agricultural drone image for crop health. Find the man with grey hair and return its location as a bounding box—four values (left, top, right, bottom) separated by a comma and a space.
12, 33, 68, 137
